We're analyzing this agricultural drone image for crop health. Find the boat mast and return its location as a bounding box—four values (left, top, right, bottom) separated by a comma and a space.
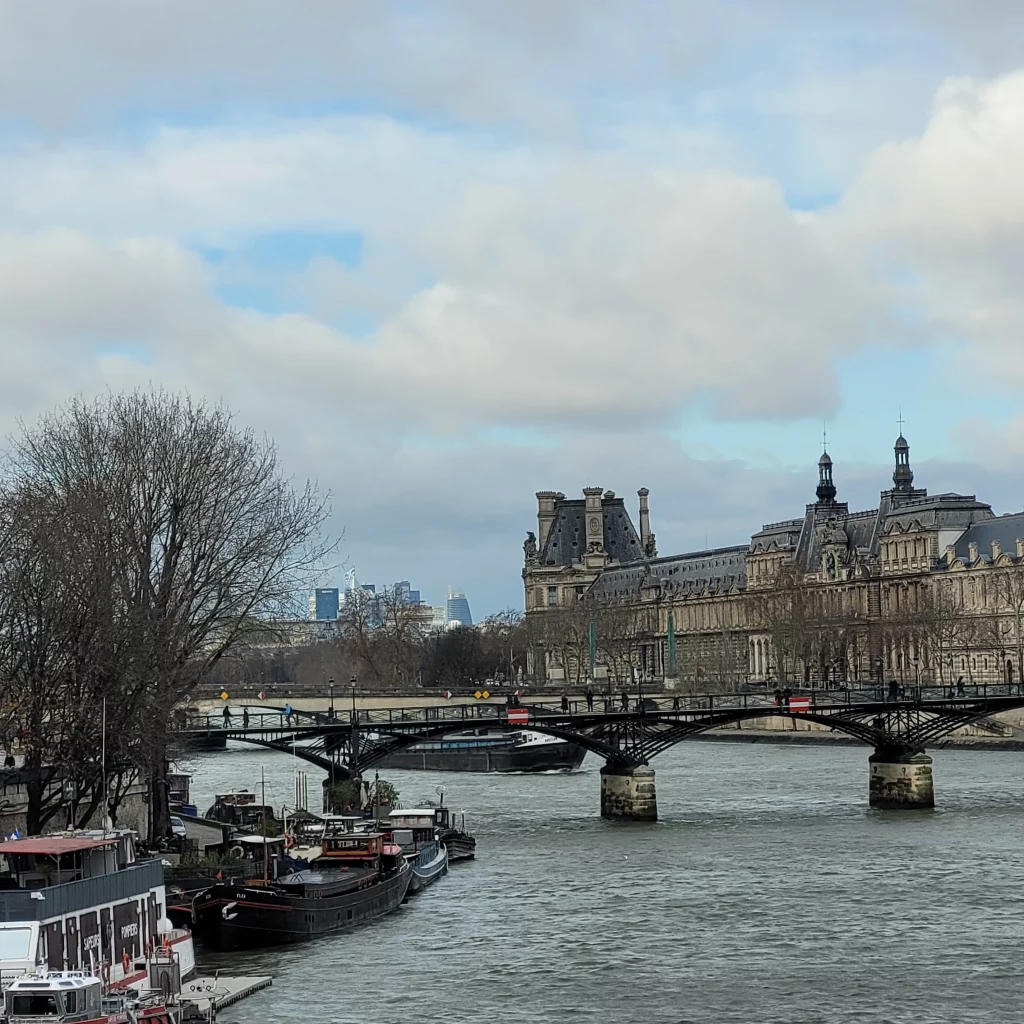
261, 765, 268, 886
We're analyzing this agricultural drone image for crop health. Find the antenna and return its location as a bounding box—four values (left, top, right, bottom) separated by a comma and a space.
822, 420, 828, 451
897, 408, 905, 435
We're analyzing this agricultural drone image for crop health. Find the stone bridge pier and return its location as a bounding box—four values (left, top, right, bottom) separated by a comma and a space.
600, 763, 658, 821
868, 749, 934, 809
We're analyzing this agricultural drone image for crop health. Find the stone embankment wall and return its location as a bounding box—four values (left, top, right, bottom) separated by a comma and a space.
0, 776, 149, 837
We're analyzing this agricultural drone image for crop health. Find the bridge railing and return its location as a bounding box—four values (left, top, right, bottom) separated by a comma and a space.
184, 681, 1024, 734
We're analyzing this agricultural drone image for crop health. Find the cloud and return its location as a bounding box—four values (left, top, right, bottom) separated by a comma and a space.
4, 13, 1024, 611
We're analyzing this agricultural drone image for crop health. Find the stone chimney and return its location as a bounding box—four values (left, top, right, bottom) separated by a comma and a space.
536, 491, 558, 551
945, 544, 956, 565
638, 488, 651, 552
968, 541, 979, 563
582, 487, 606, 561
992, 540, 1002, 560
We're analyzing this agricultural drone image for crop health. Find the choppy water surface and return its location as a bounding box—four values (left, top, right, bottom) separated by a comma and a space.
186, 743, 1024, 1024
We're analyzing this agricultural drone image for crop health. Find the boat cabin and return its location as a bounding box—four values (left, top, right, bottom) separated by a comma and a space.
205, 791, 273, 829
388, 808, 451, 850
228, 835, 287, 882
4, 971, 102, 1022
0, 832, 137, 891
317, 833, 384, 865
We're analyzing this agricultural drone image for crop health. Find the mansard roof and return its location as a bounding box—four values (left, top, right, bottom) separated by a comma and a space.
538, 495, 642, 567
948, 512, 1024, 565
588, 545, 747, 599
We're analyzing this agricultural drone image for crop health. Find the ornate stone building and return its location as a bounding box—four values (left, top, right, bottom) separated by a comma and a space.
523, 435, 1024, 688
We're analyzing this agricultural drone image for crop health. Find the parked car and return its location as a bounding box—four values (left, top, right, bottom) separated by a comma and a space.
170, 815, 187, 840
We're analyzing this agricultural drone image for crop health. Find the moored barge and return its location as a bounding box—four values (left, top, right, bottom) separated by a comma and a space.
192, 831, 410, 951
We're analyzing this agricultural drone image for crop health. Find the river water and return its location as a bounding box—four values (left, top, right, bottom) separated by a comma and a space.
185, 742, 1024, 1024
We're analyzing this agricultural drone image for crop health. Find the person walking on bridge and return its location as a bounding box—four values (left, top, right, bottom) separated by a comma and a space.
242, 707, 250, 729
620, 690, 629, 712
561, 693, 570, 714
222, 705, 231, 726
585, 686, 595, 712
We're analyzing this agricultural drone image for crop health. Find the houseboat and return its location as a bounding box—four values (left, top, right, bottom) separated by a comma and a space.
0, 831, 195, 993
389, 798, 476, 863
191, 830, 410, 951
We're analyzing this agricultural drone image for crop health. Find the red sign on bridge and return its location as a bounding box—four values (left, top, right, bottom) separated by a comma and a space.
507, 708, 530, 726
790, 696, 811, 712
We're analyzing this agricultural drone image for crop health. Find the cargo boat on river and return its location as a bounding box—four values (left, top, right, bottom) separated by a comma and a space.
377, 729, 585, 773
192, 831, 410, 951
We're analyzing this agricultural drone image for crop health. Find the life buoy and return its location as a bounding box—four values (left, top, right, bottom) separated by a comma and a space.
284, 835, 295, 850
122, 952, 130, 975
229, 845, 245, 858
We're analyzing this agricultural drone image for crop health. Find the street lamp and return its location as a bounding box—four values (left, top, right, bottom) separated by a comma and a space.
350, 675, 357, 720
328, 676, 335, 718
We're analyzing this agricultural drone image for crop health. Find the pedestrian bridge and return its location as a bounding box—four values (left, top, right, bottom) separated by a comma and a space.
186, 684, 1024, 821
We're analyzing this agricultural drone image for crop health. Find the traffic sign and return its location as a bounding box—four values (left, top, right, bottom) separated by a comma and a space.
443, 690, 452, 699
258, 691, 266, 700
220, 691, 228, 700
507, 708, 530, 726
482, 690, 490, 699
790, 696, 810, 712
474, 690, 482, 699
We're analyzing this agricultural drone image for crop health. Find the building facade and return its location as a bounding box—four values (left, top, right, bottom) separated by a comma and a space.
446, 588, 473, 627
310, 587, 340, 621
523, 436, 1024, 688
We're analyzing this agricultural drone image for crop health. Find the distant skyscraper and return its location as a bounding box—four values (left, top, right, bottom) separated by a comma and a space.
311, 588, 340, 620
445, 587, 473, 626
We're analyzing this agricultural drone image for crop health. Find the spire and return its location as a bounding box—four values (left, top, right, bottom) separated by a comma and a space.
893, 414, 914, 493
816, 447, 837, 505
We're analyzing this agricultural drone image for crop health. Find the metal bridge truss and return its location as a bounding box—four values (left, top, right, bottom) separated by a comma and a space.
187, 685, 1024, 777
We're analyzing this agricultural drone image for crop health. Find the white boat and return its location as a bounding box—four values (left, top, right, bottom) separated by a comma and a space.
4, 968, 179, 1023
0, 830, 195, 992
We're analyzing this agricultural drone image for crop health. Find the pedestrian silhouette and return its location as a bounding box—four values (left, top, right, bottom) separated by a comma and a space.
585, 686, 595, 712
561, 694, 569, 714
242, 708, 250, 729
222, 705, 231, 725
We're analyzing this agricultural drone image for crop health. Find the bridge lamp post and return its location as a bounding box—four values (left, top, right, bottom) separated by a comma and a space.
350, 676, 357, 720
914, 654, 920, 696
328, 677, 335, 719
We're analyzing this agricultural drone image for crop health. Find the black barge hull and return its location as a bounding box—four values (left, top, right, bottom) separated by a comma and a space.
378, 740, 586, 773
192, 863, 411, 951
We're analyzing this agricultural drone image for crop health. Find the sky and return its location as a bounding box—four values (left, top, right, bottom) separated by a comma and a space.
3, 2, 1024, 615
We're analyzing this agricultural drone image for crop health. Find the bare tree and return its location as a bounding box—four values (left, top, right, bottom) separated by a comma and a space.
3, 390, 333, 840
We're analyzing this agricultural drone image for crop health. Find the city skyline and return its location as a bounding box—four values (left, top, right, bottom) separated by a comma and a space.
3, 7, 1024, 616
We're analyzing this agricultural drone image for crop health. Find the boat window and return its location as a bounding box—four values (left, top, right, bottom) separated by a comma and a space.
10, 992, 60, 1015
0, 926, 32, 959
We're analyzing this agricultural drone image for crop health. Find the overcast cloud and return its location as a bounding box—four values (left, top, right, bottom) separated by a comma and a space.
1, 4, 1023, 613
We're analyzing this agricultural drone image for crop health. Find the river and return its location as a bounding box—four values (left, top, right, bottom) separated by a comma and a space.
185, 742, 1024, 1024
